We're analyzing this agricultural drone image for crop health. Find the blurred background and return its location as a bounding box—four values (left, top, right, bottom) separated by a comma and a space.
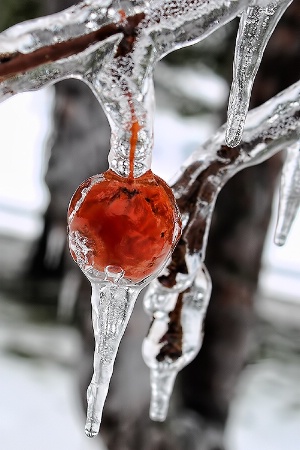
0, 1, 300, 449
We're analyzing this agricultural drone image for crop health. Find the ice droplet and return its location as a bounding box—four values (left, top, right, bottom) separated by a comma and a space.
85, 277, 141, 437
275, 141, 300, 246
226, 0, 293, 147
142, 264, 211, 421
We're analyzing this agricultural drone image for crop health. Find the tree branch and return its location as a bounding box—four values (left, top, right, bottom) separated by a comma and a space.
0, 12, 145, 81
159, 80, 300, 288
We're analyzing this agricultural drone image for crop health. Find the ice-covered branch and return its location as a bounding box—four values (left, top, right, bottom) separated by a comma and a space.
0, 10, 144, 83
0, 0, 294, 160
162, 80, 300, 289
0, 0, 249, 80
146, 0, 249, 58
143, 264, 212, 421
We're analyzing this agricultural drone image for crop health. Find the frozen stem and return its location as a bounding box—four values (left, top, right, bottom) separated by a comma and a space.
144, 266, 212, 422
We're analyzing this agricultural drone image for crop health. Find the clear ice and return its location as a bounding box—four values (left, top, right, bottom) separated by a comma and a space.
143, 264, 212, 421
0, 0, 298, 436
275, 141, 300, 246
86, 265, 141, 437
226, 0, 293, 147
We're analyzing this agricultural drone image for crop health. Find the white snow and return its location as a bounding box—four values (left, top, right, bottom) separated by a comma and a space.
0, 88, 52, 238
0, 354, 102, 450
0, 294, 106, 450
226, 359, 300, 450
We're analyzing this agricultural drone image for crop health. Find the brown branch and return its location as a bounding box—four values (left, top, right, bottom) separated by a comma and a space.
159, 95, 300, 288
0, 12, 145, 81
156, 290, 187, 362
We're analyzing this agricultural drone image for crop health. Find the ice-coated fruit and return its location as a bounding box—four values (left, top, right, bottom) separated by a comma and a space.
68, 169, 181, 282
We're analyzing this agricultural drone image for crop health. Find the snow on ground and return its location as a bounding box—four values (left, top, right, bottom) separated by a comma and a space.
226, 358, 300, 450
0, 296, 106, 450
0, 354, 102, 450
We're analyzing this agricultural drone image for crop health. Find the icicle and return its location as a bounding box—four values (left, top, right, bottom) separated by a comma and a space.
226, 0, 293, 147
275, 141, 300, 246
142, 264, 211, 421
85, 265, 141, 437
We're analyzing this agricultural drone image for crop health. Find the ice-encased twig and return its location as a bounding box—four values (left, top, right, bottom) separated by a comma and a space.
275, 140, 300, 246
0, 0, 252, 81
143, 264, 211, 421
0, 0, 253, 178
86, 276, 141, 437
0, 0, 116, 55
147, 0, 249, 59
170, 80, 300, 267
0, 36, 121, 103
226, 0, 293, 147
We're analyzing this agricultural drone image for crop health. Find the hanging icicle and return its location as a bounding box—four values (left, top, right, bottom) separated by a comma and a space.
226, 0, 293, 147
143, 264, 211, 421
275, 141, 300, 246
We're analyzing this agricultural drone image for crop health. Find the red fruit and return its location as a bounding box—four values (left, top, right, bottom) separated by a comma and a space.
68, 170, 181, 282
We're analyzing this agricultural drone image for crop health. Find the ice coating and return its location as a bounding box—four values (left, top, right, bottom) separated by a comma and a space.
142, 264, 211, 421
0, 0, 293, 175
171, 81, 300, 264
226, 0, 293, 147
275, 141, 300, 246
0, 37, 122, 103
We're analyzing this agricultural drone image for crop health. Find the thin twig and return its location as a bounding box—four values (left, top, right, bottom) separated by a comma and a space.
0, 13, 145, 81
